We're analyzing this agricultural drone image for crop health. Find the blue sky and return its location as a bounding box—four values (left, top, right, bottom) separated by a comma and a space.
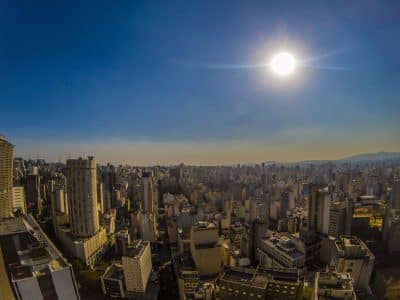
1, 1, 399, 164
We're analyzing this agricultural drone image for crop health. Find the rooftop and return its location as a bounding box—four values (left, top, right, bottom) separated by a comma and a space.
192, 221, 217, 230
261, 232, 304, 260
0, 216, 70, 281
335, 235, 374, 259
221, 268, 268, 289
124, 240, 148, 258
103, 263, 125, 281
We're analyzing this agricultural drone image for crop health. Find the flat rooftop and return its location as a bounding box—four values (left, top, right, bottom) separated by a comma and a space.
103, 263, 124, 281
124, 240, 148, 258
221, 268, 268, 289
260, 233, 304, 260
0, 216, 69, 281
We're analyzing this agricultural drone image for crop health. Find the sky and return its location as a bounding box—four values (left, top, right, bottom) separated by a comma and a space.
1, 0, 399, 165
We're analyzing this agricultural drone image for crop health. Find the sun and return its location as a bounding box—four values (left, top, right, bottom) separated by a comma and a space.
270, 52, 297, 77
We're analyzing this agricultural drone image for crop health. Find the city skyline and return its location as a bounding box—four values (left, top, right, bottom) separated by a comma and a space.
1, 1, 400, 165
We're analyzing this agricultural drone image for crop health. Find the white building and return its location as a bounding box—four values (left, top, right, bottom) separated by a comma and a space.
331, 235, 375, 292
313, 269, 356, 299
0, 215, 80, 299
122, 240, 152, 293
12, 186, 27, 214
66, 157, 99, 237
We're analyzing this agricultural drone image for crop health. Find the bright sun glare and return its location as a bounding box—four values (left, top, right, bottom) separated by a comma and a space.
270, 52, 297, 77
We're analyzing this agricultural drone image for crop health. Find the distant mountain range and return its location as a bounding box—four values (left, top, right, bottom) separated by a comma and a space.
262, 152, 400, 166
340, 151, 400, 162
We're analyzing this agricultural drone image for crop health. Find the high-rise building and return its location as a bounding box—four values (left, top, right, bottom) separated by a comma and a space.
331, 235, 375, 292
140, 172, 157, 214
391, 181, 400, 209
0, 135, 13, 219
307, 186, 331, 235
67, 157, 99, 237
97, 182, 105, 214
190, 221, 222, 276
328, 201, 347, 239
122, 240, 152, 293
12, 186, 26, 214
25, 173, 42, 217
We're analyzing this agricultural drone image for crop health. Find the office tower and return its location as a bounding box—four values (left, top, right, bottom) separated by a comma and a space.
308, 186, 331, 235
0, 216, 80, 299
135, 210, 157, 241
67, 156, 99, 237
51, 189, 67, 216
174, 255, 200, 300
313, 269, 356, 299
328, 201, 347, 239
280, 191, 290, 218
230, 222, 245, 249
141, 172, 157, 214
12, 186, 27, 214
242, 220, 267, 263
391, 181, 400, 209
122, 240, 152, 293
231, 183, 245, 202
25, 173, 42, 217
190, 221, 222, 276
101, 208, 116, 234
384, 208, 400, 254
51, 188, 70, 241
0, 135, 13, 219
316, 188, 332, 235
97, 182, 105, 214
331, 235, 375, 292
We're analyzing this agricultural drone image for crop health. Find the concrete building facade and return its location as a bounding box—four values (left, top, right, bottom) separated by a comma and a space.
0, 135, 13, 219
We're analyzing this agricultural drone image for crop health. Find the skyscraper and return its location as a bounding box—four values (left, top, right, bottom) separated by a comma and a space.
25, 173, 42, 217
391, 180, 400, 209
122, 240, 152, 293
307, 185, 331, 235
0, 135, 13, 219
140, 172, 155, 213
67, 156, 99, 237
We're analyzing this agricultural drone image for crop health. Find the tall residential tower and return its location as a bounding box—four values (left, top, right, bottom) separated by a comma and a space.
67, 156, 99, 237
0, 135, 13, 219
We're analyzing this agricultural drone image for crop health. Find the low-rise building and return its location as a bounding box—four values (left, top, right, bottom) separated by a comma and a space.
101, 263, 126, 298
219, 267, 268, 300
219, 266, 303, 300
55, 224, 108, 267
312, 269, 356, 299
0, 216, 80, 299
257, 231, 305, 269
